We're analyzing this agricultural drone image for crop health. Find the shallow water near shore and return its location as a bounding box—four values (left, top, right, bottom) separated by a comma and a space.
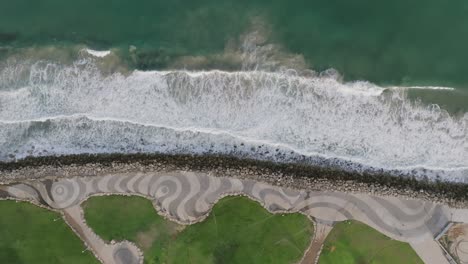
0, 55, 467, 182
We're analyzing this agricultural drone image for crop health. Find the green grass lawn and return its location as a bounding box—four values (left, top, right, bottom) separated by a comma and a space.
0, 200, 99, 264
83, 195, 313, 264
318, 220, 423, 264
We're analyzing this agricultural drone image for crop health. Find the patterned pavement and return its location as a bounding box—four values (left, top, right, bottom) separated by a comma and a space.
1, 171, 465, 264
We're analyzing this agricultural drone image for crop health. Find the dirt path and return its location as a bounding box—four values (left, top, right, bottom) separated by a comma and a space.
300, 222, 333, 264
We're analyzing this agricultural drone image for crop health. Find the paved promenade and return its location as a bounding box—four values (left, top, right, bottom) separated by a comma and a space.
2, 171, 466, 264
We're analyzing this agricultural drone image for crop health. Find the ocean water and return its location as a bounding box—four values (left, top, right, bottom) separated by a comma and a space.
3, 0, 468, 88
0, 0, 467, 182
0, 57, 467, 181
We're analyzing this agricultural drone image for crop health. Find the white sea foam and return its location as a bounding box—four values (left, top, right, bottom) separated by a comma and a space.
390, 85, 456, 91
0, 59, 467, 181
83, 49, 111, 58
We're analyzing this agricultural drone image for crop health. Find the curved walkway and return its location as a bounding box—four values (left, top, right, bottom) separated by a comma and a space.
63, 204, 142, 264
2, 171, 466, 264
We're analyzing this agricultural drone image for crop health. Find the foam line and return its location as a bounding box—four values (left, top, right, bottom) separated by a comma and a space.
83, 49, 111, 58
0, 59, 467, 182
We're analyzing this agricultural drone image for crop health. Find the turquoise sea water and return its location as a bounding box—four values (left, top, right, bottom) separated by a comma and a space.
0, 0, 467, 181
2, 0, 468, 88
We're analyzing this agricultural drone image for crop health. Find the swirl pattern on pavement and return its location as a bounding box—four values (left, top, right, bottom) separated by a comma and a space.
1, 171, 452, 243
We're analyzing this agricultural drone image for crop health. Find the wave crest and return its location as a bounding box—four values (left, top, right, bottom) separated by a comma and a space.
0, 60, 467, 181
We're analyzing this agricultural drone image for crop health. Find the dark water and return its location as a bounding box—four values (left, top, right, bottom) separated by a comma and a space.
2, 0, 468, 89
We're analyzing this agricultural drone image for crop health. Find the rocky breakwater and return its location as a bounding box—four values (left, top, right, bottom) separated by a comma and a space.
0, 153, 467, 208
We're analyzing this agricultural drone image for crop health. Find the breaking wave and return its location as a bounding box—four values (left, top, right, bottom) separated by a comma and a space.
0, 59, 467, 182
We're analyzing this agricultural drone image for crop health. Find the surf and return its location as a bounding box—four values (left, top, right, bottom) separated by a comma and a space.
0, 59, 467, 182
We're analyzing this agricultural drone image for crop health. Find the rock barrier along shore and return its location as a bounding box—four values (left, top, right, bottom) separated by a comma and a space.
0, 153, 467, 208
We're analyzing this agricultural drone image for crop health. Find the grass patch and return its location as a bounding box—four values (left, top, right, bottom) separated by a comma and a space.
318, 220, 423, 264
83, 195, 313, 264
0, 200, 99, 264
83, 195, 178, 243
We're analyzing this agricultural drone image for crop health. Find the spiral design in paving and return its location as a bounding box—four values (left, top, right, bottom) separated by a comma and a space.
1, 171, 452, 242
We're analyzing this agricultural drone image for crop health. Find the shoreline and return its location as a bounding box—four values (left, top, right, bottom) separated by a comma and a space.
1, 153, 467, 208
